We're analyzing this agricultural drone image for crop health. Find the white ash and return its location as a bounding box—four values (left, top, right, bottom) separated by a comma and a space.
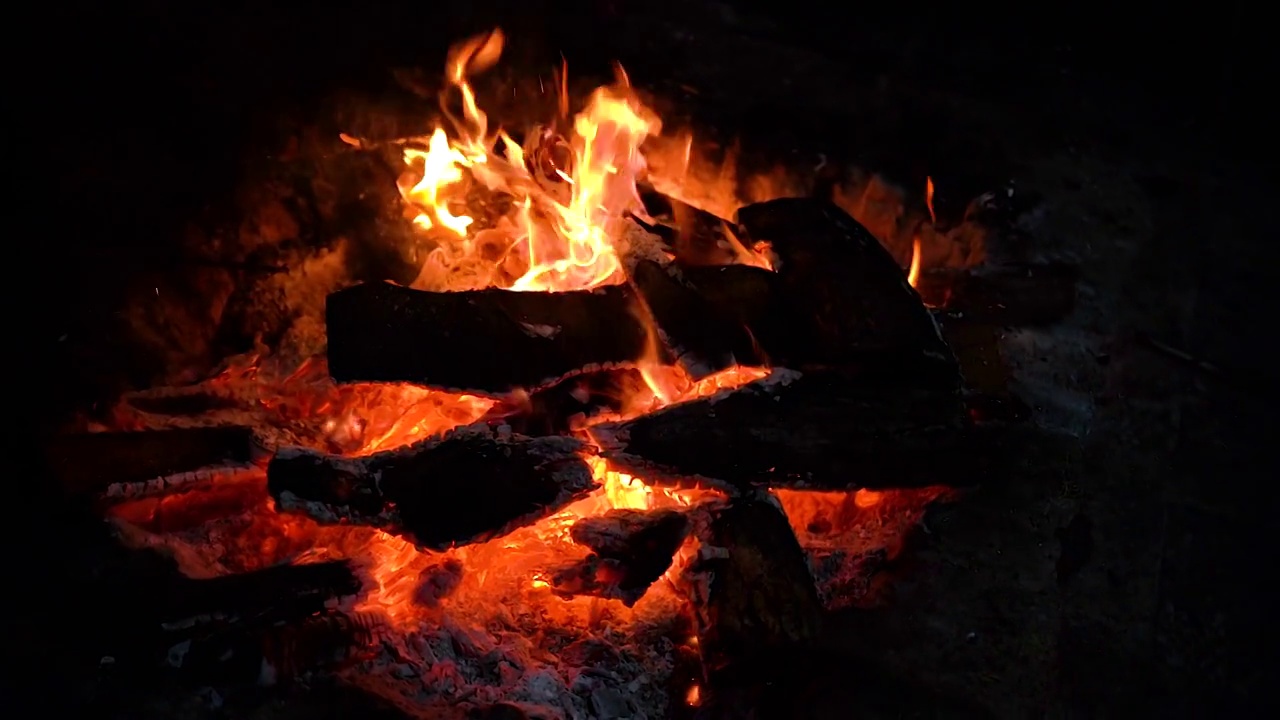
344, 614, 679, 719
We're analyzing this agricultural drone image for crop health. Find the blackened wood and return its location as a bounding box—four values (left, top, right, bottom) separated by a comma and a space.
325, 281, 650, 393
550, 508, 690, 605
915, 262, 1079, 326
690, 496, 823, 676
158, 560, 361, 625
735, 198, 959, 391
597, 371, 990, 491
44, 426, 258, 495
267, 426, 596, 550
497, 367, 650, 436
629, 260, 771, 372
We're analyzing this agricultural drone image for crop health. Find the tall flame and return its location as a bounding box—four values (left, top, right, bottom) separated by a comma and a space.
397, 30, 660, 293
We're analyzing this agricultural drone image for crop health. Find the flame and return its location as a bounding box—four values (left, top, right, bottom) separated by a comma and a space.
906, 176, 934, 289
101, 29, 963, 708
399, 30, 660, 293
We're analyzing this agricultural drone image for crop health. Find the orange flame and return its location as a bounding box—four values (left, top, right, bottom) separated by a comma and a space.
906, 176, 934, 289
398, 30, 660, 293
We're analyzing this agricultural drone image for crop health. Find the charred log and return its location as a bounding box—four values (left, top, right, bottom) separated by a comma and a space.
597, 370, 994, 491
267, 426, 596, 550
687, 495, 823, 681
179, 609, 379, 686
325, 281, 651, 393
916, 262, 1079, 326
497, 367, 650, 436
550, 509, 690, 605
158, 560, 361, 625
44, 426, 259, 495
735, 197, 959, 390
629, 260, 772, 372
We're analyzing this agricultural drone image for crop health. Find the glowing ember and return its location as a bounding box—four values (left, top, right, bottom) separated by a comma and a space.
99, 27, 957, 715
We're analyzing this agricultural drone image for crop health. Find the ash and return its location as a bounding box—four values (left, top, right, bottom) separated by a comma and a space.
349, 616, 679, 719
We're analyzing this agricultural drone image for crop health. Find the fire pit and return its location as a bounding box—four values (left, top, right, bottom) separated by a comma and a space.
43, 28, 1078, 719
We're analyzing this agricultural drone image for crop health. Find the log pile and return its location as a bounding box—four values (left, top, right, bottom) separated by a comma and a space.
45, 194, 1075, 711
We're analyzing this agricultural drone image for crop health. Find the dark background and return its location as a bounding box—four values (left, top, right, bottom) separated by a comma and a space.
21, 1, 1275, 716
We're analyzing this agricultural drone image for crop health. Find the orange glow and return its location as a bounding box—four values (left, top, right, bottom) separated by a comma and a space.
906, 176, 935, 289
100, 28, 963, 710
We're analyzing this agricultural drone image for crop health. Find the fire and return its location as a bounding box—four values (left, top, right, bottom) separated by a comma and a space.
100, 27, 956, 712
398, 29, 660, 293
907, 175, 935, 289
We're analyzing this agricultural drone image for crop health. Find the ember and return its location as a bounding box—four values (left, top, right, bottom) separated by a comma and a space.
53, 27, 1021, 718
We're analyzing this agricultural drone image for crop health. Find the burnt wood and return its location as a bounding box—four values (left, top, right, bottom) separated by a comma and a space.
916, 262, 1080, 326
735, 197, 959, 390
596, 371, 993, 491
495, 367, 651, 436
325, 281, 651, 393
44, 426, 258, 495
158, 560, 361, 626
267, 426, 596, 550
690, 495, 823, 675
550, 508, 690, 605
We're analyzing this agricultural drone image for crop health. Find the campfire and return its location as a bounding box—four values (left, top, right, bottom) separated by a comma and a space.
44, 28, 1065, 719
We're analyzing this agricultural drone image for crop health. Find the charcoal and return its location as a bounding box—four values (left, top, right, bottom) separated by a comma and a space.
43, 426, 259, 495
595, 370, 1000, 491
267, 425, 596, 550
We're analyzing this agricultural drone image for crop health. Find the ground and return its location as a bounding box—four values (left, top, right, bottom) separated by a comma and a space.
24, 2, 1274, 717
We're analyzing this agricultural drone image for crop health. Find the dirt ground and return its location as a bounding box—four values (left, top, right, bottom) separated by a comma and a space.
24, 2, 1274, 717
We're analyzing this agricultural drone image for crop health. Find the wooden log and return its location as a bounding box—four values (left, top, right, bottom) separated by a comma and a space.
629, 260, 771, 373
595, 370, 996, 491
325, 280, 652, 394
157, 560, 362, 627
734, 197, 959, 391
685, 494, 823, 680
267, 425, 596, 550
549, 508, 690, 605
495, 367, 651, 436
43, 426, 259, 495
915, 262, 1079, 326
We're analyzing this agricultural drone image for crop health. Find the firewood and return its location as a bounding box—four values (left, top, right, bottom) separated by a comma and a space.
628, 260, 772, 373
496, 367, 651, 436
43, 426, 259, 495
267, 425, 596, 550
157, 560, 362, 627
595, 370, 997, 491
735, 197, 959, 391
324, 280, 652, 394
549, 508, 690, 605
915, 262, 1079, 326
685, 494, 823, 678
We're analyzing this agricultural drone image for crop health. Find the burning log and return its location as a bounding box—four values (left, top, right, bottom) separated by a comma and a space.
915, 262, 1080, 326
687, 495, 823, 682
628, 260, 772, 372
596, 370, 990, 491
550, 508, 690, 605
267, 425, 596, 550
325, 281, 651, 393
735, 198, 959, 390
498, 367, 650, 436
44, 426, 260, 495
